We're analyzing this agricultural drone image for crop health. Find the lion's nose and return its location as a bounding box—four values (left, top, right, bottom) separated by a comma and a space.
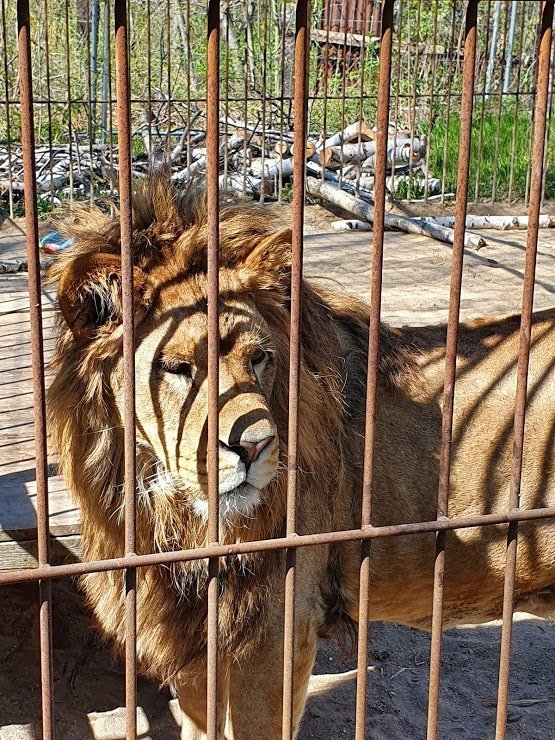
227, 436, 275, 470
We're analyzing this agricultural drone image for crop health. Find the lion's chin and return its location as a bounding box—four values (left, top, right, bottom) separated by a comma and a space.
191, 482, 261, 523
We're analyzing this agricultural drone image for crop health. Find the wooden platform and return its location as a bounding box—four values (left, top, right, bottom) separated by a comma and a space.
0, 221, 80, 570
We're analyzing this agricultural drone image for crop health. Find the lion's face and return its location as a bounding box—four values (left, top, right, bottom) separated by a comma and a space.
114, 279, 280, 520
52, 200, 293, 524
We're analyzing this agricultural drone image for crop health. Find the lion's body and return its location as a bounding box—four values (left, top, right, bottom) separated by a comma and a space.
48, 181, 555, 738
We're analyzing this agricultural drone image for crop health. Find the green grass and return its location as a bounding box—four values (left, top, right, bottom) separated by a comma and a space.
427, 107, 555, 202
1, 195, 56, 220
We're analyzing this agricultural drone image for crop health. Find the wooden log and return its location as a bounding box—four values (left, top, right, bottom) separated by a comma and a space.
1, 173, 83, 193
419, 214, 555, 230
291, 139, 317, 159
219, 173, 273, 196
329, 141, 377, 161
305, 161, 375, 202
311, 29, 379, 48
319, 138, 426, 169
331, 219, 371, 231
171, 135, 245, 182
318, 148, 335, 167
250, 156, 294, 179
361, 140, 425, 171
317, 121, 375, 151
306, 178, 486, 250
274, 142, 290, 156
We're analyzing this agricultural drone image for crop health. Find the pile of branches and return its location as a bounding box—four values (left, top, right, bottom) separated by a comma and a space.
0, 114, 435, 204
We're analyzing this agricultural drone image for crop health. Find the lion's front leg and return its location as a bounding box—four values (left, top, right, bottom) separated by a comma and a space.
176, 668, 230, 740
227, 619, 318, 740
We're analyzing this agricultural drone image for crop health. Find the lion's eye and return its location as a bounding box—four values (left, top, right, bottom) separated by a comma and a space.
157, 358, 193, 379
251, 348, 267, 367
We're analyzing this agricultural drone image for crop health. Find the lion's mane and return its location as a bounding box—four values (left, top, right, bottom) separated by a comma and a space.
47, 179, 419, 685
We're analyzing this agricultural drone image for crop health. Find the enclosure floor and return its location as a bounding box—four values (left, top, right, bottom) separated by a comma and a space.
1, 207, 555, 738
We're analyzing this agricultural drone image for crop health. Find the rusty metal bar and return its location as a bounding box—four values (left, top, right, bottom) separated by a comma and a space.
427, 2, 478, 738
16, 1, 55, 737
1, 0, 14, 217
354, 2, 394, 738
206, 0, 221, 736
492, 3, 511, 204
42, 0, 55, 198
114, 2, 137, 738
86, 0, 95, 203
7, 91, 529, 106
259, 0, 268, 203
423, 0, 439, 202
1, 506, 555, 588
508, 3, 528, 205
354, 0, 369, 197
277, 0, 288, 203
440, 1, 458, 206
495, 3, 555, 738
63, 0, 74, 201
282, 1, 310, 735
407, 0, 422, 201
166, 0, 172, 149
525, 3, 544, 209
473, 0, 493, 204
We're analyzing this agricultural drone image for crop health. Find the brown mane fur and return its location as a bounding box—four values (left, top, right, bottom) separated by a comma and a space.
47, 179, 555, 737
47, 179, 398, 684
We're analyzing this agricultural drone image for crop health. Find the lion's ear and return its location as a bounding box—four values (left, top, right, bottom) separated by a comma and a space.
57, 252, 150, 341
243, 228, 292, 290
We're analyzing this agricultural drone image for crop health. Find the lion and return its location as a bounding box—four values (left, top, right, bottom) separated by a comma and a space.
47, 179, 555, 739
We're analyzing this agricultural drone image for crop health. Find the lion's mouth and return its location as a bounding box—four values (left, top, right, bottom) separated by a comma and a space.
137, 448, 274, 523
191, 482, 261, 522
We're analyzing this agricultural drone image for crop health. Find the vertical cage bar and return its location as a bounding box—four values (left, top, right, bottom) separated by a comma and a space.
206, 0, 221, 736
426, 2, 478, 738
114, 2, 138, 738
491, 3, 510, 204
390, 0, 403, 199
440, 1, 458, 206
495, 2, 554, 737
186, 0, 192, 169
166, 0, 172, 149
423, 0, 439, 202
525, 3, 544, 208
259, 0, 268, 203
64, 0, 74, 202
354, 2, 394, 738
541, 10, 555, 206
354, 0, 370, 197
1, 0, 14, 217
146, 0, 152, 158
16, 1, 55, 737
473, 0, 493, 204
86, 0, 95, 204
407, 0, 422, 202
43, 0, 55, 198
282, 0, 310, 737
508, 2, 527, 205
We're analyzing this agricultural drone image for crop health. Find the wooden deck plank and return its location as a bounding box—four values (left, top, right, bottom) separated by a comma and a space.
0, 266, 80, 569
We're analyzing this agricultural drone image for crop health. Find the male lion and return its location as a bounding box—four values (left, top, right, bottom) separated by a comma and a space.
48, 180, 555, 738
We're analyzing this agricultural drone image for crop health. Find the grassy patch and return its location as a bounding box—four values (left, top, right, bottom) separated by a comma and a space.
427, 107, 555, 202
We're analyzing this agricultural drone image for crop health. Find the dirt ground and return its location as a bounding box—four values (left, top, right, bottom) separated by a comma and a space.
1, 203, 555, 739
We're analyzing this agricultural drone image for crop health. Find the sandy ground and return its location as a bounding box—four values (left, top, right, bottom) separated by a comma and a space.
1, 203, 555, 739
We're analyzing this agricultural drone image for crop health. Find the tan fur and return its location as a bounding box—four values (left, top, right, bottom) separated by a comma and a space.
47, 179, 555, 738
